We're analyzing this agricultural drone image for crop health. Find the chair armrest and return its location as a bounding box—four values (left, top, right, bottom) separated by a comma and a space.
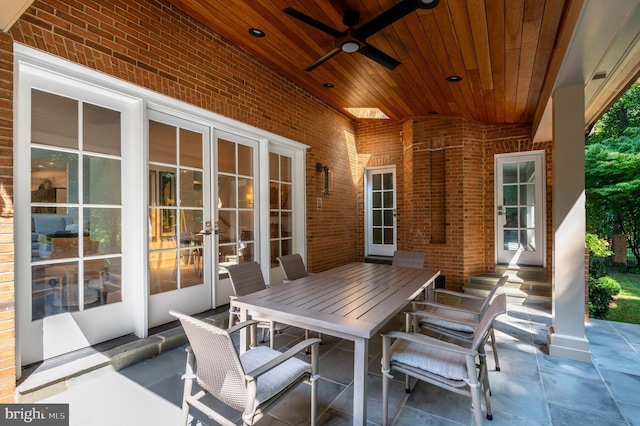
245, 338, 322, 381
227, 319, 260, 335
382, 331, 477, 356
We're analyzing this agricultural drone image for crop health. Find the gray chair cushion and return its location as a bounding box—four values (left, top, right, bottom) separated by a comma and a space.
419, 307, 476, 333
240, 346, 311, 404
389, 337, 468, 382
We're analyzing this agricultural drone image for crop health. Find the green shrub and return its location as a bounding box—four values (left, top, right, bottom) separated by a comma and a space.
588, 276, 622, 319
586, 233, 613, 279
590, 257, 608, 279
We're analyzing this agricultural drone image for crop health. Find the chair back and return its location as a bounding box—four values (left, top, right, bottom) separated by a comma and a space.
277, 254, 308, 281
169, 310, 248, 411
225, 261, 267, 296
471, 293, 506, 350
392, 250, 425, 268
478, 275, 509, 312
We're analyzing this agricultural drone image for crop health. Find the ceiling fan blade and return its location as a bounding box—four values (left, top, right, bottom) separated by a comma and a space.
284, 7, 343, 38
358, 44, 401, 70
305, 47, 342, 71
356, 0, 438, 39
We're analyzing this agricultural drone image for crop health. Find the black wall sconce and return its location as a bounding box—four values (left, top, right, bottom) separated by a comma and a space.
316, 163, 332, 195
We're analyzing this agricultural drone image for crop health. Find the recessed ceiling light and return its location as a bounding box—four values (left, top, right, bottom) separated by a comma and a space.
446, 75, 462, 82
248, 28, 265, 37
323, 83, 334, 88
428, 111, 439, 115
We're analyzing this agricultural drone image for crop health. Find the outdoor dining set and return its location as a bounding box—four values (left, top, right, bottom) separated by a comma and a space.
170, 251, 507, 426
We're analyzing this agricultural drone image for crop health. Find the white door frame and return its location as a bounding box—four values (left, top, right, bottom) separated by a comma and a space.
15, 62, 143, 367
365, 166, 397, 257
146, 110, 213, 328
495, 150, 546, 266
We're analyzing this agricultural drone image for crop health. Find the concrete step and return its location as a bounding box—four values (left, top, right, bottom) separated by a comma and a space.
465, 272, 551, 305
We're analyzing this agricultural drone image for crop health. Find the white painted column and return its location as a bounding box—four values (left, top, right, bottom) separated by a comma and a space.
547, 85, 591, 362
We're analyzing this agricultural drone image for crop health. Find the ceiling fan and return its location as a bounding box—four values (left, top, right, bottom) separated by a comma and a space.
284, 0, 439, 71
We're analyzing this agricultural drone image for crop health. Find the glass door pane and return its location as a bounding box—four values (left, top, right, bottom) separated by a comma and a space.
30, 90, 123, 320
148, 121, 204, 294
217, 137, 256, 273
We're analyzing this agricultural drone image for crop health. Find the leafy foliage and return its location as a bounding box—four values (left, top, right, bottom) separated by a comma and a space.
586, 233, 611, 279
588, 276, 621, 319
586, 81, 640, 260
585, 82, 639, 320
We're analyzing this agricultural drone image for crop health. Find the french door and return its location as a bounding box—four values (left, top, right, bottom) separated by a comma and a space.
16, 66, 140, 365
495, 151, 545, 266
365, 167, 397, 256
147, 111, 213, 327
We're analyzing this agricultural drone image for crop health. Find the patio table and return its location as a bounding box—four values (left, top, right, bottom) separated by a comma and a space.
231, 262, 440, 425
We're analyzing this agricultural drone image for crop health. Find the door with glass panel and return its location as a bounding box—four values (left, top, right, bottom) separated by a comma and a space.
18, 82, 138, 365
269, 150, 294, 280
216, 131, 259, 305
365, 167, 397, 257
496, 152, 545, 266
147, 112, 212, 327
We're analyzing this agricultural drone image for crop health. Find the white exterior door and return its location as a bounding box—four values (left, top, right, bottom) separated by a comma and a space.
147, 111, 213, 327
365, 167, 397, 257
16, 64, 141, 365
495, 151, 545, 266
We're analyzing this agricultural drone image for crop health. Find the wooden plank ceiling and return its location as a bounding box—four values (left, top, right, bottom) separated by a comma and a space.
165, 0, 568, 124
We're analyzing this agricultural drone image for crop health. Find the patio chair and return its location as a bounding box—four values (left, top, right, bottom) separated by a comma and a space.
381, 294, 506, 426
277, 254, 321, 343
409, 275, 508, 371
277, 253, 311, 284
392, 250, 425, 268
170, 311, 321, 426
225, 261, 288, 348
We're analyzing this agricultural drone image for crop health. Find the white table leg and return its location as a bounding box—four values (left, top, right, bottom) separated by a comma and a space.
353, 337, 368, 425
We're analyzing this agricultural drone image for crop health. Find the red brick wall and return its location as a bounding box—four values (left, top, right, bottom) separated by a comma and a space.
358, 119, 550, 292
356, 121, 404, 260
0, 33, 15, 403
9, 0, 361, 273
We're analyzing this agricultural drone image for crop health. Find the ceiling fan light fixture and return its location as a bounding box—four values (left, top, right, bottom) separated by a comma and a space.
446, 75, 462, 82
248, 28, 265, 38
341, 41, 360, 53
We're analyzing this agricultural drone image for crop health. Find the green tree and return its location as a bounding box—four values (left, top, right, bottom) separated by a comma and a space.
586, 81, 640, 261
